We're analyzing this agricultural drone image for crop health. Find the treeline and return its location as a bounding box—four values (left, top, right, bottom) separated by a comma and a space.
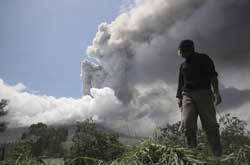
0, 99, 9, 132
1, 109, 250, 164
0, 119, 125, 164
2, 123, 68, 163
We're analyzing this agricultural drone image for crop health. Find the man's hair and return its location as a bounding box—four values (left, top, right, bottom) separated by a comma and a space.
179, 39, 195, 52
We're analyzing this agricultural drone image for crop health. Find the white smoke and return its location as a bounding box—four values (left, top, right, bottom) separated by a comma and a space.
0, 79, 122, 126
0, 79, 179, 136
80, 60, 106, 95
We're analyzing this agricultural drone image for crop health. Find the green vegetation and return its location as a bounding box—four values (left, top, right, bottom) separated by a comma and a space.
0, 99, 9, 132
1, 114, 250, 164
112, 113, 250, 165
67, 119, 124, 165
20, 123, 68, 157
1, 123, 68, 164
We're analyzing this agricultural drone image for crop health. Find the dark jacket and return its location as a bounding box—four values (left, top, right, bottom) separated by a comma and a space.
176, 52, 218, 99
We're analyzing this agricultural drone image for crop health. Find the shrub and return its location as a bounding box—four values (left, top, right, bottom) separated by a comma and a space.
69, 119, 125, 164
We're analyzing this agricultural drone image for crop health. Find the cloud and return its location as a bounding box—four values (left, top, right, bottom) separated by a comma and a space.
0, 79, 180, 136
219, 86, 250, 111
0, 79, 122, 127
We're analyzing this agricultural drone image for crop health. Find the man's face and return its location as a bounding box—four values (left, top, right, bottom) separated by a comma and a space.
178, 49, 193, 58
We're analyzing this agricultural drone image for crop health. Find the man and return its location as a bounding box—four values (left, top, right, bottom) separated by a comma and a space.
176, 39, 222, 156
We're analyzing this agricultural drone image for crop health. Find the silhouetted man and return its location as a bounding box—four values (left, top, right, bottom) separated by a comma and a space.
176, 39, 222, 156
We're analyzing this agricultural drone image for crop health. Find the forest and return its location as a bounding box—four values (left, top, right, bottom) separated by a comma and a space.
1, 99, 250, 165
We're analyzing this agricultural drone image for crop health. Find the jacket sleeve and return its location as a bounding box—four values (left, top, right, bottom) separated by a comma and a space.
203, 55, 218, 79
176, 64, 184, 99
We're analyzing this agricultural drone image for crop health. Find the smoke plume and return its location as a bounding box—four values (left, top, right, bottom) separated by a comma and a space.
0, 79, 177, 136
86, 0, 250, 120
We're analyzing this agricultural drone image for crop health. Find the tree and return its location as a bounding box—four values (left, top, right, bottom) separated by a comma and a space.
45, 127, 68, 156
7, 142, 32, 164
219, 113, 250, 154
0, 99, 9, 161
21, 123, 68, 157
70, 119, 124, 164
0, 99, 9, 132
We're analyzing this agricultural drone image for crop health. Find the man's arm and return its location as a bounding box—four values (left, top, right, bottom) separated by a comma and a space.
176, 65, 184, 108
204, 55, 222, 105
211, 76, 222, 105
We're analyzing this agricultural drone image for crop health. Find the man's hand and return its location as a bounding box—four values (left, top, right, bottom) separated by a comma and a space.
178, 98, 182, 108
213, 92, 222, 105
210, 76, 222, 106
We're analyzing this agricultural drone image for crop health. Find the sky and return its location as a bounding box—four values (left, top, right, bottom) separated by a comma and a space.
0, 0, 124, 98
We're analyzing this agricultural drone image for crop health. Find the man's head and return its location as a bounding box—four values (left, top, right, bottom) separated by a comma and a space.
178, 39, 195, 58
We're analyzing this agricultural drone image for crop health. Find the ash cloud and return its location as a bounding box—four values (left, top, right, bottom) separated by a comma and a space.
220, 86, 250, 111
87, 0, 250, 109
87, 0, 207, 102
172, 0, 250, 68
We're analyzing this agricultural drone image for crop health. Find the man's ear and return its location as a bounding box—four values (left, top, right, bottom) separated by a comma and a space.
178, 50, 182, 57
